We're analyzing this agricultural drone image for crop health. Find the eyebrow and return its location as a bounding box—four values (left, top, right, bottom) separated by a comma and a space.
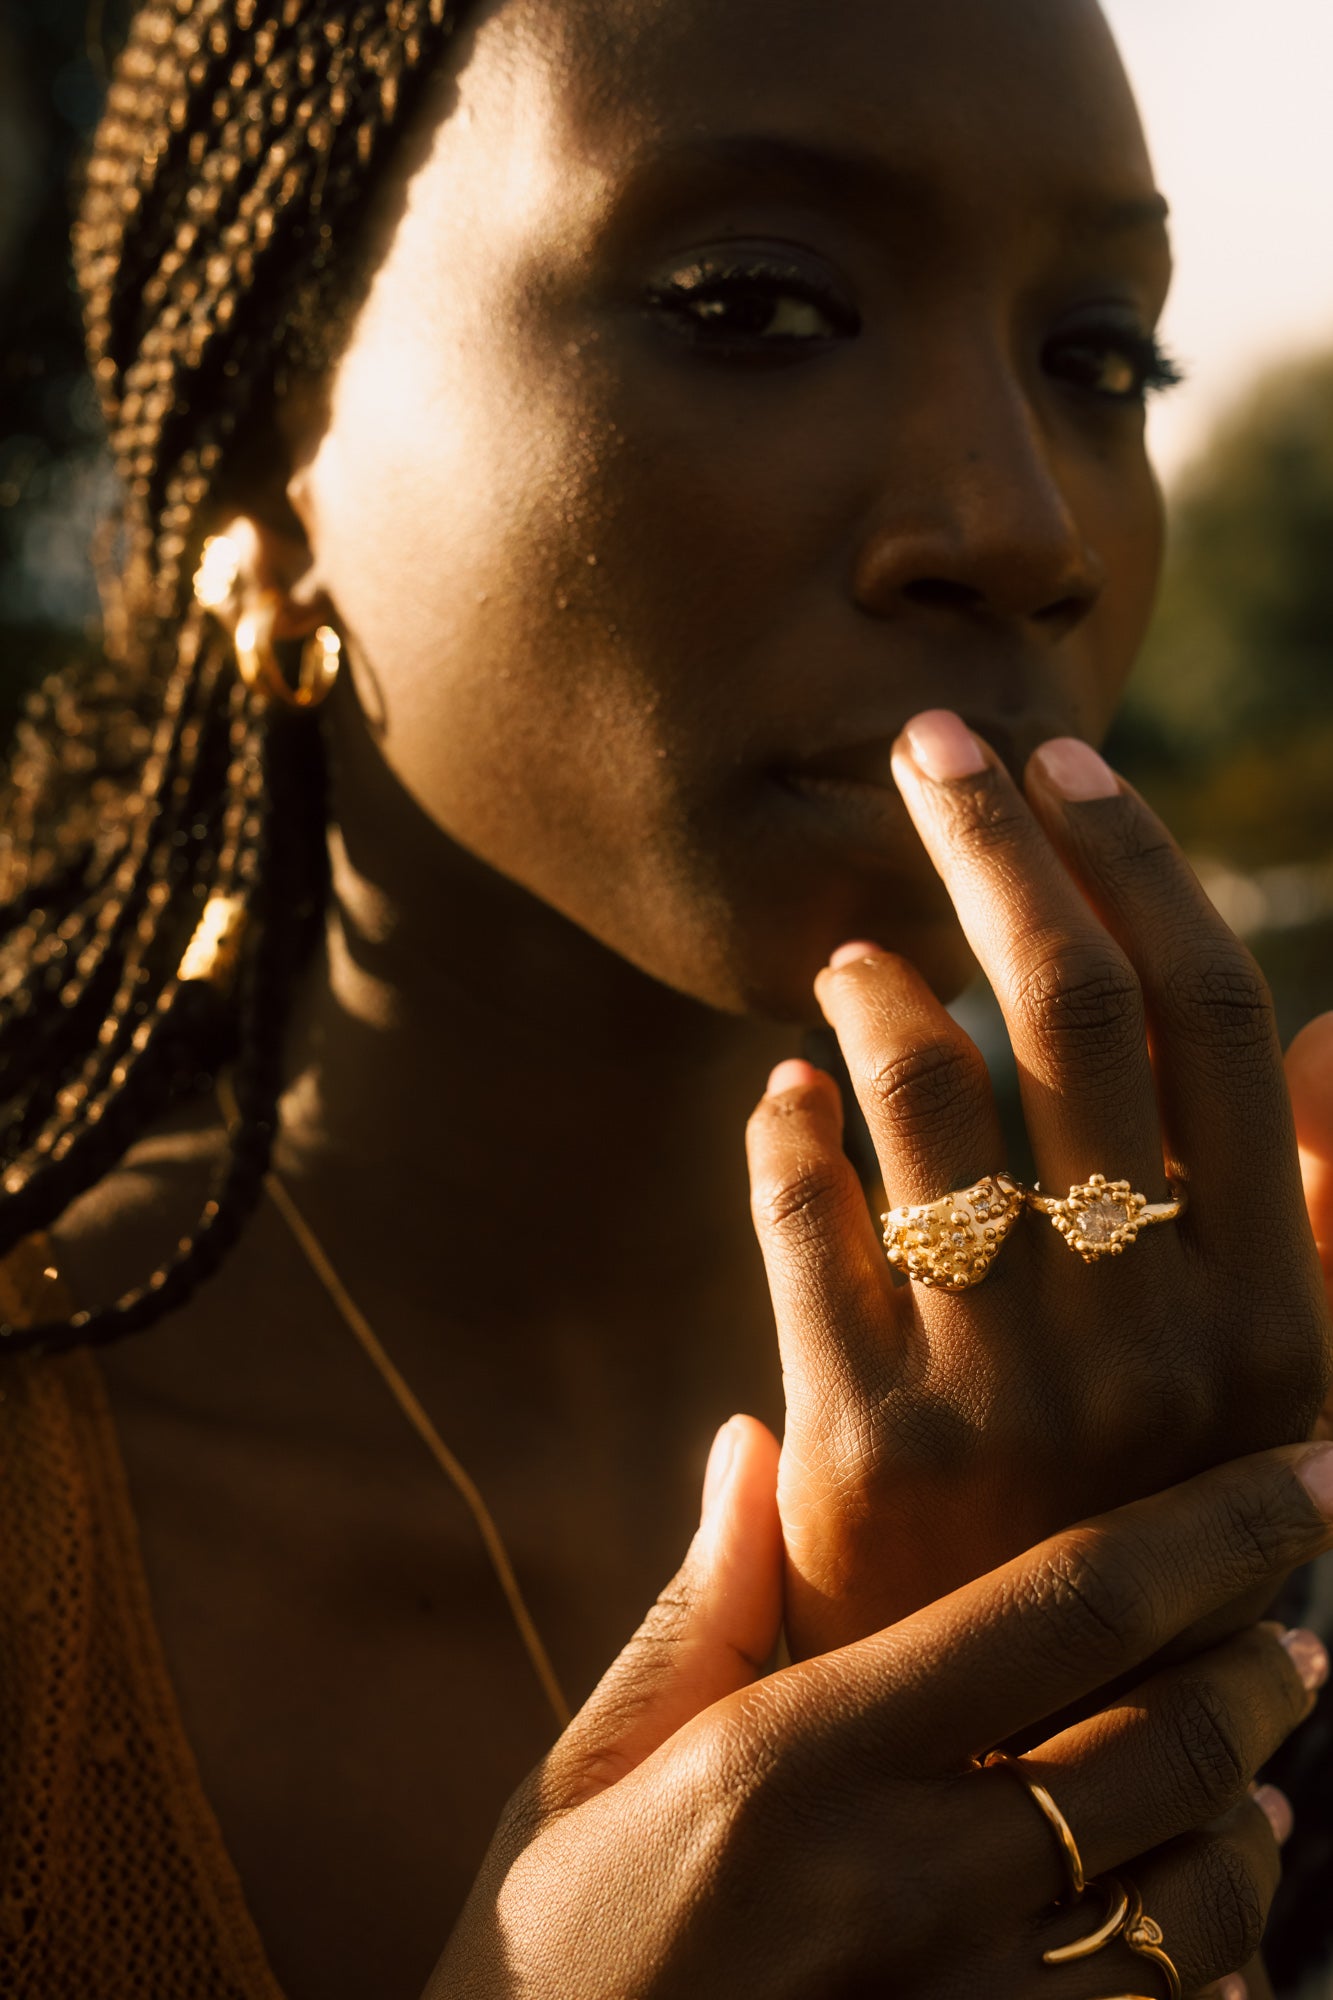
622, 133, 929, 212
617, 132, 1171, 242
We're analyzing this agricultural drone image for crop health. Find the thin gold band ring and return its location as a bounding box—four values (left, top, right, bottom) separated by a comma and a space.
1042, 1875, 1132, 1965
983, 1752, 1087, 1899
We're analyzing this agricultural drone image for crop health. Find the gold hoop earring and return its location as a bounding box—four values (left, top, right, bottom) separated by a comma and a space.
194, 535, 342, 712
234, 595, 341, 712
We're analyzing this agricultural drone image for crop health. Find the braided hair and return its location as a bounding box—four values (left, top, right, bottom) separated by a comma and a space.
0, 0, 468, 1355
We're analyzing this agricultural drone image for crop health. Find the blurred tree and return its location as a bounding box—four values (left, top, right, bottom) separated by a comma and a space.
0, 0, 116, 734
1110, 349, 1333, 872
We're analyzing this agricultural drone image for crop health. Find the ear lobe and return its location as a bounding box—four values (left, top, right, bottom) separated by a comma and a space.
211, 512, 335, 641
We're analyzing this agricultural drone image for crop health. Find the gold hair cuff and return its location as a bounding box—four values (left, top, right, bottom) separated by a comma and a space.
1026, 1173, 1186, 1263
881, 1172, 1024, 1292
177, 894, 247, 989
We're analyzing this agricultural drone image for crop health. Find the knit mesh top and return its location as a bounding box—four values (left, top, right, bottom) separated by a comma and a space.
0, 1233, 284, 2000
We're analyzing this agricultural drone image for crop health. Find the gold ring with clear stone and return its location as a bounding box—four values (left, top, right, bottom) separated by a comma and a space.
1026, 1173, 1186, 1264
881, 1172, 1025, 1291
1118, 1882, 1183, 2000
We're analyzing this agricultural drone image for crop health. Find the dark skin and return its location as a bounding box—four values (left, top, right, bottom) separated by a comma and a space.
49, 0, 1333, 1995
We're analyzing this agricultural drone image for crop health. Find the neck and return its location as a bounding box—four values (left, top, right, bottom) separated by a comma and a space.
276, 706, 796, 1342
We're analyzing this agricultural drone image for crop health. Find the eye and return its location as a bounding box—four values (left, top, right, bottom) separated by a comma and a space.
645, 254, 860, 351
1045, 321, 1184, 404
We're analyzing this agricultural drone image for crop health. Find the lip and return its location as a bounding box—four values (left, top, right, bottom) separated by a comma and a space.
777, 712, 1029, 794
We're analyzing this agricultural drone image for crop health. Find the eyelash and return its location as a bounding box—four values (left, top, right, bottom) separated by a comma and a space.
644, 260, 1184, 405
1043, 326, 1185, 404
644, 258, 860, 349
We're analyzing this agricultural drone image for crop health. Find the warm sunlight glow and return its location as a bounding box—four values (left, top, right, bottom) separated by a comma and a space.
1103, 0, 1333, 484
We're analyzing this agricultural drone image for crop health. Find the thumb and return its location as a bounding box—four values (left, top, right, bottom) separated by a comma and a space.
543, 1414, 783, 1811
1287, 1012, 1333, 1440
1288, 1011, 1333, 1281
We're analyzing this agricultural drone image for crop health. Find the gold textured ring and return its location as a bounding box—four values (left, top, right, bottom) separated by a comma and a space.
1026, 1173, 1186, 1264
1120, 1883, 1183, 2000
881, 1173, 1025, 1292
1042, 1875, 1131, 1964
983, 1752, 1087, 1899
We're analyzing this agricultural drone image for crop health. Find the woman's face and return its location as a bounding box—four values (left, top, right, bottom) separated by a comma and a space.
289, 0, 1171, 1021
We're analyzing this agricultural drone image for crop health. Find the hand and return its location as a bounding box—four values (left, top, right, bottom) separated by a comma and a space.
430, 1421, 1333, 2000
747, 715, 1332, 1653
1288, 1009, 1333, 1437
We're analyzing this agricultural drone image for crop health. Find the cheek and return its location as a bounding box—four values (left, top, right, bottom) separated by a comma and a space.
302, 321, 630, 834
299, 291, 793, 998
1080, 452, 1166, 734
300, 299, 838, 841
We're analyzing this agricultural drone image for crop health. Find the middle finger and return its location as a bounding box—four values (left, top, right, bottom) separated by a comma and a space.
888, 709, 1168, 1206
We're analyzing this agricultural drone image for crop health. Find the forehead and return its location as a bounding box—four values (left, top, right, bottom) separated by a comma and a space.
450, 0, 1157, 223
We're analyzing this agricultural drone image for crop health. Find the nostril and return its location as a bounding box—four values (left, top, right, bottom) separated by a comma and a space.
1034, 592, 1094, 630
902, 578, 987, 612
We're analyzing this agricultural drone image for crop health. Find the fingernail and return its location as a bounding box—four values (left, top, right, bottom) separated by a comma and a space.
1282, 1626, 1330, 1692
827, 940, 888, 972
900, 709, 987, 783
1297, 1443, 1333, 1516
1251, 1782, 1294, 1846
701, 1418, 740, 1526
1030, 737, 1120, 802
1217, 1975, 1249, 2000
766, 1058, 824, 1097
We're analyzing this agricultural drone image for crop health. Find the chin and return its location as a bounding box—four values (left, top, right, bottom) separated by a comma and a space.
652, 907, 980, 1028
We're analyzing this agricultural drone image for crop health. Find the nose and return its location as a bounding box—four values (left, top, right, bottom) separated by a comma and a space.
850, 352, 1105, 642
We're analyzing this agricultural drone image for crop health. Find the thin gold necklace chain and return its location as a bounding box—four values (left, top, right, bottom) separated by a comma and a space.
215, 1074, 572, 1732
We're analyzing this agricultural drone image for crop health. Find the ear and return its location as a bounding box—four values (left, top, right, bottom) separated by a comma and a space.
207, 386, 336, 640
202, 510, 334, 644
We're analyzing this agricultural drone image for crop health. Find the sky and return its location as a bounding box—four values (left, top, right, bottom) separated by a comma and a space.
1100, 0, 1333, 486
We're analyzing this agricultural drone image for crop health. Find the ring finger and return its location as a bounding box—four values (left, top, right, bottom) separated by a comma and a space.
1039, 1797, 1285, 2000
982, 1620, 1321, 1905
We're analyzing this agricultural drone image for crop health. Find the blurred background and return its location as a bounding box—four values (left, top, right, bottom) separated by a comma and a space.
0, 0, 1329, 1042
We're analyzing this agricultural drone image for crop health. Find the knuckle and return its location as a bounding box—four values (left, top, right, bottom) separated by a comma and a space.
1206, 1477, 1314, 1596
1012, 943, 1144, 1059
862, 1034, 988, 1143
1156, 941, 1276, 1054
1026, 1532, 1157, 1663
1196, 1835, 1269, 1974
952, 777, 1035, 857
1161, 1676, 1249, 1818
1092, 813, 1180, 877
750, 1153, 860, 1248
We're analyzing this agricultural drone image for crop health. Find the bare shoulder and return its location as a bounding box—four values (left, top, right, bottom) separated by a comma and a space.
40, 1094, 294, 1414
44, 1092, 353, 1431
47, 1094, 229, 1319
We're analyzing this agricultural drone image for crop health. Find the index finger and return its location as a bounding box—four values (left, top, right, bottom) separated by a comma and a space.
837, 1442, 1333, 1771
